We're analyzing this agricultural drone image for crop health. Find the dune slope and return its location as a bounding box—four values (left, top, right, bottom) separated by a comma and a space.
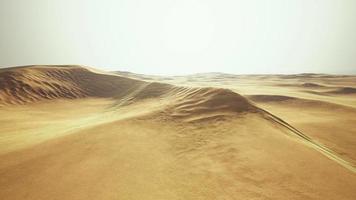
0, 66, 355, 200
0, 65, 145, 105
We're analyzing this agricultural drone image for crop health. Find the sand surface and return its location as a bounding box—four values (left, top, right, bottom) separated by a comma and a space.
1, 66, 355, 199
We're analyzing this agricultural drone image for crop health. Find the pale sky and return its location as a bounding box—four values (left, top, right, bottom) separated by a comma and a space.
1, 0, 356, 75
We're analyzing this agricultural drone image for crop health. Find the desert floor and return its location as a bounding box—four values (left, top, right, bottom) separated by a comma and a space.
1, 66, 355, 200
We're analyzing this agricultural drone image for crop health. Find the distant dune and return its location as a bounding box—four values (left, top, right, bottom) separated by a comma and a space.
327, 87, 356, 95
0, 66, 355, 200
301, 82, 326, 88
247, 94, 296, 102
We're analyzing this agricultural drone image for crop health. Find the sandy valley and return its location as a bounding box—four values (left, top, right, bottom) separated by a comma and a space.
0, 65, 355, 200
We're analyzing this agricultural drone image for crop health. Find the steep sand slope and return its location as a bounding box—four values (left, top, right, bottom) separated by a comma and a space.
248, 95, 356, 166
0, 66, 355, 200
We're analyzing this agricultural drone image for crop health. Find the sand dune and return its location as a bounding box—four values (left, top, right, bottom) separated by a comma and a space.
247, 94, 297, 102
301, 82, 326, 88
167, 88, 256, 121
248, 94, 356, 166
0, 65, 145, 105
326, 87, 356, 95
0, 66, 355, 200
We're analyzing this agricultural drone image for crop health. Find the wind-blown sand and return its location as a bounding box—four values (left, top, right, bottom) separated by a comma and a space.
1, 66, 355, 200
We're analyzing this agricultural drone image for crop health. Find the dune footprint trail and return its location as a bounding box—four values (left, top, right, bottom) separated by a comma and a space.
0, 65, 355, 200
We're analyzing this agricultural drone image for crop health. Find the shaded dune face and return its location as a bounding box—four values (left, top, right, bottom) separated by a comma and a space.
247, 95, 296, 102
327, 87, 356, 95
301, 82, 326, 88
167, 87, 257, 120
0, 65, 144, 105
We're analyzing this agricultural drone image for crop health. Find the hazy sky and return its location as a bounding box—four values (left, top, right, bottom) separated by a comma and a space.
1, 0, 356, 75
